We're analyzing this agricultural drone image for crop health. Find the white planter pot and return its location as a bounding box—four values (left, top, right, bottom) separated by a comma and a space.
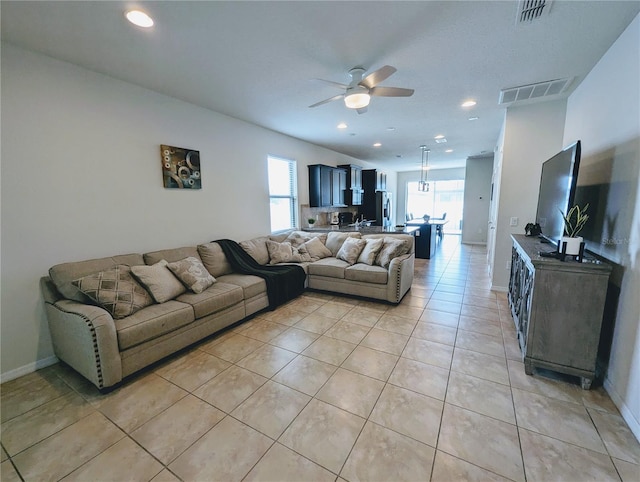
561, 236, 583, 255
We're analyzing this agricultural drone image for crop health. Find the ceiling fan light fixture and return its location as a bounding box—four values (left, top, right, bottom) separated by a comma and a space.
419, 145, 431, 192
344, 92, 370, 109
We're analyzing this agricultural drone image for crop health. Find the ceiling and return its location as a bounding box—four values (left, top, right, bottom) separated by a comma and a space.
2, 1, 638, 172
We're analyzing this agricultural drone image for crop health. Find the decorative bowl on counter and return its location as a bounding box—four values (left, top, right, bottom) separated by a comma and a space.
395, 224, 406, 231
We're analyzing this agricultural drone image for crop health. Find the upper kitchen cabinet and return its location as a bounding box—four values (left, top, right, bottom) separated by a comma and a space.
308, 164, 347, 207
338, 164, 363, 205
363, 169, 387, 192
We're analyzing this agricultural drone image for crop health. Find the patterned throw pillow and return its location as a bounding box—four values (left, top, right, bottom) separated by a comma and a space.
375, 238, 407, 269
303, 237, 332, 261
266, 240, 312, 264
72, 265, 153, 319
285, 231, 312, 247
336, 237, 367, 265
357, 238, 384, 265
167, 257, 216, 294
131, 260, 186, 303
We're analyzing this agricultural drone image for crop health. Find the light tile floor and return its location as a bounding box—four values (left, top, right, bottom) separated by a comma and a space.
2, 236, 640, 481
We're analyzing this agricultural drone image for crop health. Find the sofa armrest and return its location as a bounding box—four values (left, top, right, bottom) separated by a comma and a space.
42, 283, 123, 389
387, 253, 415, 303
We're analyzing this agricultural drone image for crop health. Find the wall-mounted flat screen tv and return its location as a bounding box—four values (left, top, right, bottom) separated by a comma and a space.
535, 141, 581, 243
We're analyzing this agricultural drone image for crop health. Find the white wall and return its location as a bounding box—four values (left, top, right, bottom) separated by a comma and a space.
0, 44, 367, 379
491, 100, 567, 290
462, 156, 493, 244
395, 168, 466, 223
563, 14, 640, 439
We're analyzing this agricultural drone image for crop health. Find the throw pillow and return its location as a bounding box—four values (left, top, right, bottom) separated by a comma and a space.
131, 260, 186, 303
285, 231, 312, 247
375, 238, 407, 269
336, 237, 367, 265
266, 240, 312, 264
357, 237, 384, 265
325, 232, 362, 257
167, 257, 216, 294
72, 265, 153, 319
303, 236, 332, 261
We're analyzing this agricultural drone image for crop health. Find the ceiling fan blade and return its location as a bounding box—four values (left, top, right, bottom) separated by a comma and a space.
370, 86, 415, 97
309, 94, 344, 108
356, 106, 368, 115
311, 78, 349, 90
360, 65, 397, 89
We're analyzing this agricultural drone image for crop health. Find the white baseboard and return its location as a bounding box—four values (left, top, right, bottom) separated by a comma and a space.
461, 241, 487, 246
491, 284, 508, 292
604, 376, 640, 442
0, 355, 59, 384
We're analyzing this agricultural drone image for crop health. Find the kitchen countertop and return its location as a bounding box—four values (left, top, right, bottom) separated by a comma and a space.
304, 225, 419, 234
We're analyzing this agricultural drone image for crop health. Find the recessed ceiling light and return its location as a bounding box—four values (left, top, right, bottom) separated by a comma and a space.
373, 142, 382, 147
125, 10, 154, 28
445, 149, 453, 153
461, 100, 477, 107
434, 134, 445, 139
468, 116, 479, 121
337, 122, 348, 129
387, 127, 396, 131
434, 136, 447, 144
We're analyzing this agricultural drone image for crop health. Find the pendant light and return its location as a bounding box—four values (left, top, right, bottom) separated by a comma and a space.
418, 145, 430, 192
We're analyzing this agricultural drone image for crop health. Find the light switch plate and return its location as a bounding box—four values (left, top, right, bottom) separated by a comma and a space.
510, 217, 518, 227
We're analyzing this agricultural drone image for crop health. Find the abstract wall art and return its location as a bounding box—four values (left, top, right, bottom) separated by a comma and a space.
161, 145, 201, 189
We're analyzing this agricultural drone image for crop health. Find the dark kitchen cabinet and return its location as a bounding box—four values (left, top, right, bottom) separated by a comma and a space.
363, 169, 387, 192
338, 164, 363, 205
308, 164, 347, 207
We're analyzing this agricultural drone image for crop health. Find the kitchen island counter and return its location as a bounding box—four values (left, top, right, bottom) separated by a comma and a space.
303, 225, 419, 235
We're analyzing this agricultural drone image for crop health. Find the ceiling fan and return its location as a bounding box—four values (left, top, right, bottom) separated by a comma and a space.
309, 65, 414, 114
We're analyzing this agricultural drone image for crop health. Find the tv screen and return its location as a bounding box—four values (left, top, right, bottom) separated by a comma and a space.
535, 141, 581, 243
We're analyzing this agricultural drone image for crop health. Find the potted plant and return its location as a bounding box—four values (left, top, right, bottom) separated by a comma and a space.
560, 203, 589, 255
307, 217, 316, 227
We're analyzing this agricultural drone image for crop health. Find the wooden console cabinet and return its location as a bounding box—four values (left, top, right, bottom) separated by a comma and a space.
508, 235, 611, 389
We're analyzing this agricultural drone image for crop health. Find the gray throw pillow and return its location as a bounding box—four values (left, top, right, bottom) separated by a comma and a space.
375, 238, 407, 269
357, 238, 384, 265
336, 237, 367, 265
131, 260, 186, 303
72, 265, 153, 319
325, 232, 362, 257
266, 240, 312, 264
303, 237, 332, 261
167, 257, 216, 294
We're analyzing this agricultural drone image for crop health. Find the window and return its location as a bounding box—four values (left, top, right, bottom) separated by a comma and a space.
268, 156, 297, 232
406, 180, 465, 234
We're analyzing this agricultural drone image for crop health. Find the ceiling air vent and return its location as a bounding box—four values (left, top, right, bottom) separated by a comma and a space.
517, 0, 553, 23
498, 78, 573, 105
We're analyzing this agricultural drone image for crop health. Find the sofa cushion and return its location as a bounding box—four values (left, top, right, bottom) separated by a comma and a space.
357, 238, 384, 265
167, 257, 216, 294
336, 237, 367, 265
345, 264, 388, 284
266, 240, 312, 264
325, 232, 362, 257
239, 237, 271, 265
49, 253, 145, 303
307, 257, 349, 279
198, 242, 235, 277
115, 300, 195, 350
144, 246, 201, 265
131, 260, 186, 303
217, 274, 267, 299
375, 238, 408, 269
72, 265, 153, 319
303, 237, 332, 261
176, 282, 243, 319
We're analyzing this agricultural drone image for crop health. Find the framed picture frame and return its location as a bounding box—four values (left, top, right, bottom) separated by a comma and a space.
161, 144, 201, 189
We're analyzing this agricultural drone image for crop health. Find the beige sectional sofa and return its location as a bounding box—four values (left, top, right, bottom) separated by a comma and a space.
41, 231, 414, 389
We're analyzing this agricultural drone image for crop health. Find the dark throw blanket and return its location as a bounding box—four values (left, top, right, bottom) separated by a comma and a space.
214, 239, 306, 310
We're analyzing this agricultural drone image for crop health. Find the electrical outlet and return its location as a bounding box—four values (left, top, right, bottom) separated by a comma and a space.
510, 217, 518, 227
